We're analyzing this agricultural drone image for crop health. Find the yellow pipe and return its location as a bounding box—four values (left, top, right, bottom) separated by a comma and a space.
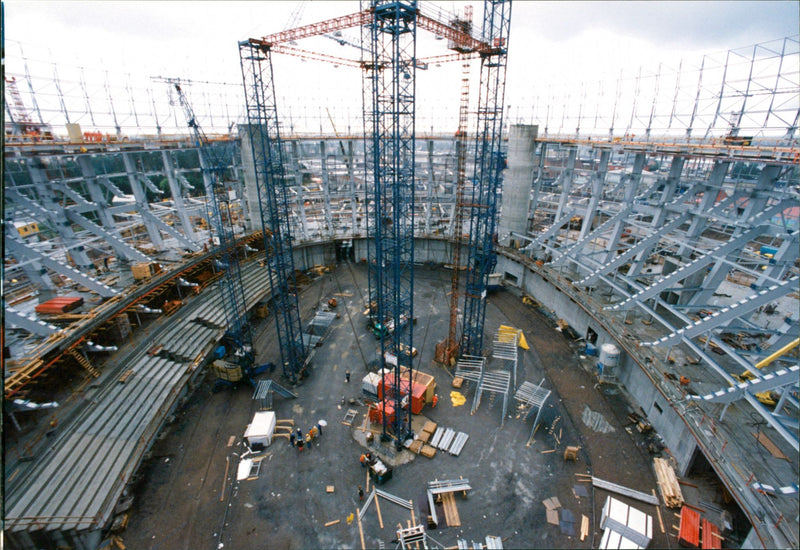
754, 338, 800, 370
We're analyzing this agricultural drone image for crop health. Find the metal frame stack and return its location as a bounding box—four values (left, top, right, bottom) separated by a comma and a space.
492, 327, 519, 389
252, 379, 298, 410
302, 310, 338, 349
514, 379, 552, 445
471, 369, 512, 427
454, 354, 485, 383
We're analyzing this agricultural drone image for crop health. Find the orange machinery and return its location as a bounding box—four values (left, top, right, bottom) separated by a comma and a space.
377, 372, 427, 415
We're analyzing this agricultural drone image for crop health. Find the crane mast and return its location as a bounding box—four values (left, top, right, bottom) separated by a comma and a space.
172, 81, 253, 365
364, 0, 418, 447
461, 0, 512, 356
239, 41, 308, 384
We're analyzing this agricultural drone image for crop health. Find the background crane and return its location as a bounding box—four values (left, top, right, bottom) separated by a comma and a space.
461, 0, 512, 356
437, 6, 475, 366
170, 79, 254, 370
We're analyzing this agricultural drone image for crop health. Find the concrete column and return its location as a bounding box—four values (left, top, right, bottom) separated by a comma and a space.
578, 149, 610, 241
603, 152, 644, 264
77, 156, 116, 228
161, 150, 197, 243
238, 124, 262, 233
628, 155, 685, 277
529, 142, 547, 223
122, 152, 164, 250
27, 160, 94, 269
425, 140, 435, 235
498, 124, 538, 247
319, 140, 334, 237
555, 147, 577, 221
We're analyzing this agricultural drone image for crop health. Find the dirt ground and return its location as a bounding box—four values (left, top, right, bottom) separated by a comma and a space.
122, 264, 675, 549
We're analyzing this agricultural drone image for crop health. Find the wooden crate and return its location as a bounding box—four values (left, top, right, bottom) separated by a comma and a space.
420, 445, 436, 458
422, 421, 437, 434
452, 377, 464, 389
408, 440, 423, 454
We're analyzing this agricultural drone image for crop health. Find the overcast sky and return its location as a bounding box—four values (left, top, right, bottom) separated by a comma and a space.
3, 1, 798, 135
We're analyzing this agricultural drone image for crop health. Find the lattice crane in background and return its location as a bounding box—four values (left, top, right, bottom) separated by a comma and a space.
239, 41, 308, 385
437, 5, 475, 366
461, 0, 512, 356
171, 80, 254, 369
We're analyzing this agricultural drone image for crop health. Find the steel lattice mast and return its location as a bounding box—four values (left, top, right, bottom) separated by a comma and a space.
172, 81, 253, 364
239, 41, 307, 383
441, 6, 475, 365
364, 0, 417, 446
461, 0, 512, 356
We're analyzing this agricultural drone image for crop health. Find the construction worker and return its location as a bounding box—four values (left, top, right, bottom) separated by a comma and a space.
345, 369, 351, 383
358, 486, 364, 501
360, 454, 367, 467
289, 432, 296, 447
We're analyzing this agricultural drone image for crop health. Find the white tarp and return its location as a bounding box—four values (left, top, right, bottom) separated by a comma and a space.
244, 411, 276, 447
599, 496, 652, 549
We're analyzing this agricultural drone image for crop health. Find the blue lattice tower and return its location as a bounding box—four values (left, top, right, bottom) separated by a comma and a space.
239, 41, 307, 384
173, 82, 253, 365
461, 0, 512, 356
364, 0, 417, 447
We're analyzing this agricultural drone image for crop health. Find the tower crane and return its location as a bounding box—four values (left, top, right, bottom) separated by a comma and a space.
170, 79, 255, 373
461, 0, 512, 356
239, 41, 308, 384
436, 6, 474, 366
363, 0, 418, 448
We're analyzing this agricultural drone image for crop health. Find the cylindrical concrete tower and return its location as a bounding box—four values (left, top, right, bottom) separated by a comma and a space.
498, 124, 538, 248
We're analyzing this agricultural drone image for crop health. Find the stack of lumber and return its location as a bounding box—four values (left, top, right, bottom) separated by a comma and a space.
440, 492, 461, 527
653, 457, 684, 508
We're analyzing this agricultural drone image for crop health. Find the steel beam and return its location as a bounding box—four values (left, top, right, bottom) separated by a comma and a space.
645, 277, 799, 347
5, 236, 117, 298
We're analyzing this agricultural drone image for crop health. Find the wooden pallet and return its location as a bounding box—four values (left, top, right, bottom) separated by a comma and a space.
654, 457, 684, 508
